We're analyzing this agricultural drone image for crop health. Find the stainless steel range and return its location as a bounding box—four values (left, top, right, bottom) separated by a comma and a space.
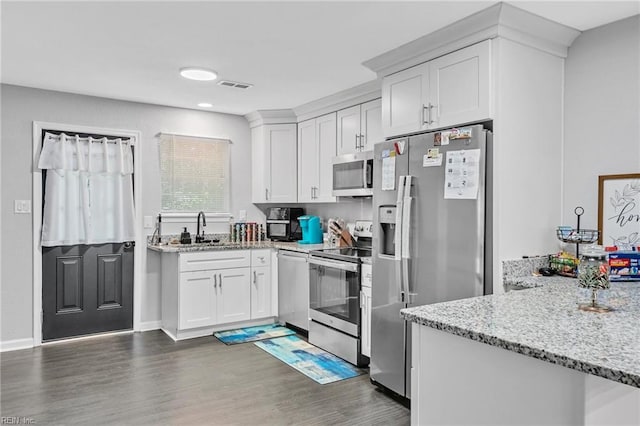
308, 220, 372, 367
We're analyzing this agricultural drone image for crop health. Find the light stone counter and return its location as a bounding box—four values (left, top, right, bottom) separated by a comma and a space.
402, 279, 640, 387
147, 240, 334, 254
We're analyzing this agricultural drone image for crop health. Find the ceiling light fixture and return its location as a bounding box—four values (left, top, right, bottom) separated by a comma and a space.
198, 102, 213, 108
180, 67, 218, 81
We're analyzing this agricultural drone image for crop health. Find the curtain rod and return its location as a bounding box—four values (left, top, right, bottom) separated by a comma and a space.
156, 132, 233, 143
45, 130, 132, 142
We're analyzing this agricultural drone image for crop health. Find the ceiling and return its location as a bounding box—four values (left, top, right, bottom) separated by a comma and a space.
2, 1, 638, 116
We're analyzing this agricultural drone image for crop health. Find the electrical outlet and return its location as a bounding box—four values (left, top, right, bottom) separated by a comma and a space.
144, 215, 153, 228
239, 210, 247, 221
14, 200, 31, 214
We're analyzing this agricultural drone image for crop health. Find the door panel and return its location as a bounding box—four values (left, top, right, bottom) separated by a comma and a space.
97, 254, 123, 309
337, 105, 360, 155
360, 99, 382, 151
55, 256, 83, 313
218, 269, 251, 323
371, 140, 411, 396
297, 119, 317, 202
381, 63, 429, 138
316, 113, 337, 201
43, 243, 134, 341
251, 267, 271, 319
428, 40, 491, 128
407, 126, 486, 308
179, 270, 216, 330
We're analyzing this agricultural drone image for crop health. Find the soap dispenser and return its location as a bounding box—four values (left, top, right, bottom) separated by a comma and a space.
180, 227, 192, 244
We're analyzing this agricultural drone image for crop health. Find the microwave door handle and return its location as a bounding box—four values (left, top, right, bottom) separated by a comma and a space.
395, 175, 406, 302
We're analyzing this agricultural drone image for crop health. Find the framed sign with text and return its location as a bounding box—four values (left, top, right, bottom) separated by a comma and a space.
598, 173, 640, 247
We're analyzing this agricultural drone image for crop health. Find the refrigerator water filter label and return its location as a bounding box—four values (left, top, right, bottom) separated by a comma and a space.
444, 149, 481, 199
423, 148, 443, 167
381, 149, 396, 191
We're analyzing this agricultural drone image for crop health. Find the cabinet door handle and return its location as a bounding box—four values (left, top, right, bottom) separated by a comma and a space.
355, 134, 360, 150
310, 186, 314, 200
219, 274, 222, 289
428, 103, 436, 125
359, 133, 365, 150
214, 273, 217, 288
422, 104, 428, 126
253, 270, 257, 284
265, 188, 269, 201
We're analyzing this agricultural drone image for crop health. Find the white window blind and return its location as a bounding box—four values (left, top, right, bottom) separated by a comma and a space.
159, 134, 230, 212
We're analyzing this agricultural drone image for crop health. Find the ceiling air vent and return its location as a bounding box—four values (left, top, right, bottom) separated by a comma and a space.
217, 80, 253, 89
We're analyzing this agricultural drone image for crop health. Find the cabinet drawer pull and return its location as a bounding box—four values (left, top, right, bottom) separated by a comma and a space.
253, 270, 257, 284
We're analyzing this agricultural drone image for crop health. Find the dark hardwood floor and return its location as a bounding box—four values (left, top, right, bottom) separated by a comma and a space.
1, 330, 409, 425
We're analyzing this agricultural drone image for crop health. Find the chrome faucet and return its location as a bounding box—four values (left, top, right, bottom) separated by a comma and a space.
196, 211, 207, 243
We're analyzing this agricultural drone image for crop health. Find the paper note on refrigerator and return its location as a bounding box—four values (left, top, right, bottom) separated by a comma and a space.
381, 149, 396, 190
444, 149, 480, 199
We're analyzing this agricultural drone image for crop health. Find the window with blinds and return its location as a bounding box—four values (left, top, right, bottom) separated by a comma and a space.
159, 134, 230, 212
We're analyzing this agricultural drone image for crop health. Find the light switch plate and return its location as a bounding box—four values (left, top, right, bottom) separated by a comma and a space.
14, 200, 31, 214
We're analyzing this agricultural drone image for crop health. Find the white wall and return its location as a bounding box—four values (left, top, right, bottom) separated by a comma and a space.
0, 84, 260, 344
563, 15, 640, 231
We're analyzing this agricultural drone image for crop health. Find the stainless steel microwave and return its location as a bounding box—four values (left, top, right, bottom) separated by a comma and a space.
332, 151, 373, 197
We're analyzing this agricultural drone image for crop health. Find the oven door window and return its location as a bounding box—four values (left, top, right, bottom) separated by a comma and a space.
309, 263, 360, 325
268, 223, 287, 237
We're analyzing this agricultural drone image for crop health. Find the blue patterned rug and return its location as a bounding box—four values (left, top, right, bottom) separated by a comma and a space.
254, 335, 364, 384
214, 324, 295, 345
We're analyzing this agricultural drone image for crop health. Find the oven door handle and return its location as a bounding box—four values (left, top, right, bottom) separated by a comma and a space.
308, 257, 359, 273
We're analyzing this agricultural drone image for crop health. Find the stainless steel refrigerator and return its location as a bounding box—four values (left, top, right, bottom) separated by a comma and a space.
370, 124, 493, 398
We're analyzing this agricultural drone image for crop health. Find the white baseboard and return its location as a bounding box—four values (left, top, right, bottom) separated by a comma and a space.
0, 338, 34, 352
139, 320, 162, 332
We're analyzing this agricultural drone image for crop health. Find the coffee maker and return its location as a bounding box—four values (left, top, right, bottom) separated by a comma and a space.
297, 215, 323, 244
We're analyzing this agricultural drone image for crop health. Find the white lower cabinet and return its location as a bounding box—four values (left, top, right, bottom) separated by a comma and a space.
251, 266, 271, 319
179, 270, 217, 330
360, 263, 372, 358
360, 285, 371, 358
217, 268, 251, 323
161, 249, 273, 341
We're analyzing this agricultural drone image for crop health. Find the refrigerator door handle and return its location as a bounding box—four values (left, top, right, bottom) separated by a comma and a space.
402, 176, 414, 302
395, 175, 406, 302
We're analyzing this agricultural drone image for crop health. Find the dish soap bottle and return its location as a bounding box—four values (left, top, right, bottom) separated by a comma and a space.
180, 227, 192, 244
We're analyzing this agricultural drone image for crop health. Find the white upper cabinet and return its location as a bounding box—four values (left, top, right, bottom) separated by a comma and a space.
337, 99, 383, 155
336, 105, 361, 155
360, 99, 383, 152
251, 123, 297, 203
297, 119, 317, 203
428, 40, 491, 129
381, 63, 429, 138
298, 113, 337, 203
382, 40, 491, 138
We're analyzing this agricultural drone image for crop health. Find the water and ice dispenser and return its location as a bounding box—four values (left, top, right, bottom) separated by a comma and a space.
378, 206, 397, 256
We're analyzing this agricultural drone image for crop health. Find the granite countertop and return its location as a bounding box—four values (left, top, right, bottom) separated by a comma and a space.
401, 279, 640, 388
147, 240, 333, 253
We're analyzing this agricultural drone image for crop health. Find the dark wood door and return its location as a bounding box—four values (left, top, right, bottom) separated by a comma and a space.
42, 243, 134, 341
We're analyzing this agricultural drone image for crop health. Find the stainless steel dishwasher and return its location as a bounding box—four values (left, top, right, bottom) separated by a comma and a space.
277, 249, 309, 332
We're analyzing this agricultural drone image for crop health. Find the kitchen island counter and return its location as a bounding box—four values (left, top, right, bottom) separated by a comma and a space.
402, 280, 640, 387
402, 280, 640, 425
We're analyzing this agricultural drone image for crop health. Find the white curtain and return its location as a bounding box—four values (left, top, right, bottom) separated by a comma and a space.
38, 132, 135, 246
